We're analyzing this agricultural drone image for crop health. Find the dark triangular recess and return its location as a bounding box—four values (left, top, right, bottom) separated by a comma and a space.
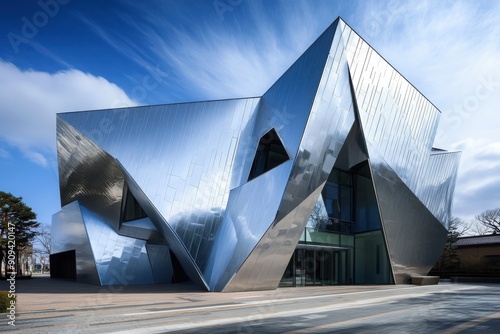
122, 187, 148, 222
248, 128, 290, 181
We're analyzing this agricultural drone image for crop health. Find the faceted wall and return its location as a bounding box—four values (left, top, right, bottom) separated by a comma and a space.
52, 17, 460, 290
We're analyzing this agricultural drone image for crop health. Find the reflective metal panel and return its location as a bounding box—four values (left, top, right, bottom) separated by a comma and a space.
79, 205, 156, 285
338, 21, 459, 225
223, 185, 325, 292
56, 118, 175, 286
52, 201, 100, 285
369, 158, 448, 283
224, 21, 356, 291
206, 159, 294, 291
58, 98, 260, 289
59, 99, 258, 268
414, 151, 461, 227
53, 17, 460, 291
275, 25, 354, 221
120, 164, 209, 289
57, 118, 124, 232
119, 217, 162, 241
256, 19, 339, 163
211, 24, 347, 291
337, 19, 460, 281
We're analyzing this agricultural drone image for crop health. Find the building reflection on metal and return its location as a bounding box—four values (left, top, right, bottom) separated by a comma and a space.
51, 17, 460, 290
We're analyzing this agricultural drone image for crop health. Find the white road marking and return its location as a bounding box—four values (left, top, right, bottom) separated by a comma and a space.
233, 294, 265, 299
302, 314, 328, 320
115, 285, 484, 333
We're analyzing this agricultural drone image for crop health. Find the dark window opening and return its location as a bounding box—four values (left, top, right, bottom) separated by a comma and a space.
170, 250, 190, 283
50, 250, 76, 280
122, 188, 148, 222
248, 128, 289, 181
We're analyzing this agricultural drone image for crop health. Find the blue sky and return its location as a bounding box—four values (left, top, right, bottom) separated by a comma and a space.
1, 0, 499, 229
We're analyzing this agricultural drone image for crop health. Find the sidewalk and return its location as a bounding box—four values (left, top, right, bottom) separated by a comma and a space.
3, 275, 406, 313
2, 276, 498, 333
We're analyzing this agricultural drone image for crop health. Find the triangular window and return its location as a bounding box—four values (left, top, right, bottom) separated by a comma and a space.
122, 188, 148, 222
248, 128, 289, 181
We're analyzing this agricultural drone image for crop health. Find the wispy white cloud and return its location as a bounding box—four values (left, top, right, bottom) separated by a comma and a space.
18, 0, 497, 219
75, 0, 338, 100
23, 150, 49, 168
355, 0, 500, 219
71, 0, 500, 219
73, 12, 164, 79
0, 60, 137, 167
28, 40, 74, 70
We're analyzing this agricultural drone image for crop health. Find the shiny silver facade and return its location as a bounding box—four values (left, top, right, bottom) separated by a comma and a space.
337, 20, 460, 281
52, 17, 459, 290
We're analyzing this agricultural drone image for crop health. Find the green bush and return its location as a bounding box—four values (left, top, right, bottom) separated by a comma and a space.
0, 291, 15, 313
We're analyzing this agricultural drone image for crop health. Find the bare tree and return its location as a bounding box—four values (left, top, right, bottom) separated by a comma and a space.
475, 208, 500, 234
34, 223, 51, 273
35, 223, 51, 255
454, 218, 472, 236
472, 222, 491, 236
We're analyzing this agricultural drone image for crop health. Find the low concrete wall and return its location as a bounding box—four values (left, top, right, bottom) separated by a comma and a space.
411, 276, 440, 285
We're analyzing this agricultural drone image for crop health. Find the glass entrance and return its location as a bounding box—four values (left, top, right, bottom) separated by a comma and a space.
280, 247, 351, 287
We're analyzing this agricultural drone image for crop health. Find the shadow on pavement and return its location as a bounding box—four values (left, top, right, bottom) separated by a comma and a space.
0, 275, 205, 294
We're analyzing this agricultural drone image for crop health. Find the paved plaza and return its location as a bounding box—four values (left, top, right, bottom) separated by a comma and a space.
1, 276, 500, 333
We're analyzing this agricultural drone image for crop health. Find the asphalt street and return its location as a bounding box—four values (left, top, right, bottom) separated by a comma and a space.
1, 276, 499, 333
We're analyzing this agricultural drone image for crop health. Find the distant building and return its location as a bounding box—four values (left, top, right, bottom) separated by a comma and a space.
455, 234, 500, 273
50, 17, 460, 291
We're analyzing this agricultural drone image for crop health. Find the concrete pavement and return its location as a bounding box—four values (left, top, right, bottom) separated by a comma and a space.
1, 275, 499, 333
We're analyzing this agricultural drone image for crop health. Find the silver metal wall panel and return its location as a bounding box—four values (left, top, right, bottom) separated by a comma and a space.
59, 98, 259, 201
212, 23, 346, 290
223, 21, 356, 291
368, 158, 448, 283
341, 23, 441, 196
53, 17, 460, 291
222, 185, 325, 292
56, 119, 172, 286
206, 160, 294, 291
121, 167, 209, 289
79, 205, 156, 285
119, 217, 162, 241
338, 21, 459, 226
52, 201, 100, 285
58, 98, 260, 289
275, 22, 355, 222
256, 19, 339, 164
53, 201, 171, 285
57, 118, 124, 232
414, 152, 461, 227
335, 20, 459, 281
59, 100, 258, 218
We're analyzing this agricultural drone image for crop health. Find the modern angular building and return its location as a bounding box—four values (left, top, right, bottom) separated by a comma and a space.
50, 18, 460, 291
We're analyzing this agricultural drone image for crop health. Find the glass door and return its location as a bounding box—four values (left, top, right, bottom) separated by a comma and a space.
295, 249, 305, 287
305, 249, 316, 285
280, 247, 352, 287
316, 250, 334, 285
